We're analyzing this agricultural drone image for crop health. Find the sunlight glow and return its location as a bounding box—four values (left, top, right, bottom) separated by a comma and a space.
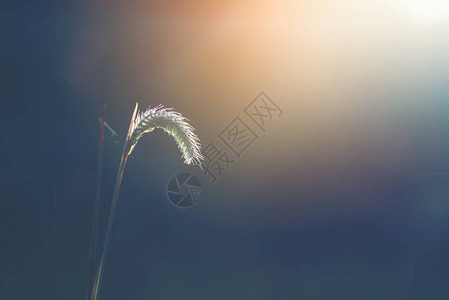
405, 0, 449, 20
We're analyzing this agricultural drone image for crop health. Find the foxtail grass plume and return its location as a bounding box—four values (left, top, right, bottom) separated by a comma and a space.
128, 104, 203, 165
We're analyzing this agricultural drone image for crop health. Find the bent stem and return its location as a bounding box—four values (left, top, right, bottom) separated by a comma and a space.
90, 104, 137, 300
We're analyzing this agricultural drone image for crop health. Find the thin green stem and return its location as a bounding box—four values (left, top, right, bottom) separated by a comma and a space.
87, 104, 106, 300
90, 147, 129, 300
90, 103, 138, 300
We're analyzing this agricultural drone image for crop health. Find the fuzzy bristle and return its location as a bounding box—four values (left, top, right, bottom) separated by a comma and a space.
127, 103, 203, 165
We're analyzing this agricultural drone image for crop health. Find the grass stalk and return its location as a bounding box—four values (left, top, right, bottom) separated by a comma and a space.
90, 103, 137, 300
86, 104, 106, 300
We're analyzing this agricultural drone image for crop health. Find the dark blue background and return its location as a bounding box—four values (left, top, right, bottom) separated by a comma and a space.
1, 2, 449, 299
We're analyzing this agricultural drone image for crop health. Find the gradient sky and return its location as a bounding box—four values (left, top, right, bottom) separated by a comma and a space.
1, 1, 449, 299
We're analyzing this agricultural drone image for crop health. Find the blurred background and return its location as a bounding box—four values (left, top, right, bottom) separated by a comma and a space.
1, 0, 449, 299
